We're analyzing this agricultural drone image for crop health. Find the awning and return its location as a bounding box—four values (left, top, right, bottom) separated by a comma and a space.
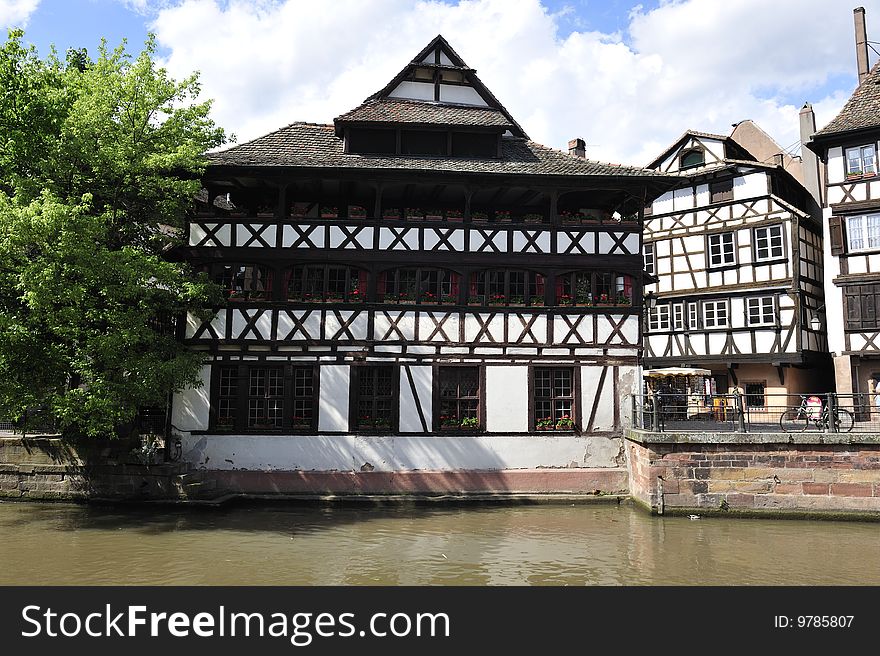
643, 367, 712, 377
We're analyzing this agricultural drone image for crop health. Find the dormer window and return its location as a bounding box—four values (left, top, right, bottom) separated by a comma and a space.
680, 148, 705, 169
846, 144, 876, 178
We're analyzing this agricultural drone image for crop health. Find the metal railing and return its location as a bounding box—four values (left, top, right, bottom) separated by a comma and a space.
631, 393, 880, 434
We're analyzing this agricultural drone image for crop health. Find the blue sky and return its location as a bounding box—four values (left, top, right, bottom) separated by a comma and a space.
3, 0, 877, 165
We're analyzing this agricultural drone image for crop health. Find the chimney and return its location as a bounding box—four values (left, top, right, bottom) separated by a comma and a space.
568, 138, 586, 159
855, 7, 870, 85
799, 102, 824, 210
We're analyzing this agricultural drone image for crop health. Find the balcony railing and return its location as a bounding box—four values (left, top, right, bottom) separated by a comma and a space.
631, 393, 880, 434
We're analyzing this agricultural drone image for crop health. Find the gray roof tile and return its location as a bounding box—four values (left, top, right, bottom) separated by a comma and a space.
815, 62, 880, 136
335, 98, 512, 129
207, 122, 667, 178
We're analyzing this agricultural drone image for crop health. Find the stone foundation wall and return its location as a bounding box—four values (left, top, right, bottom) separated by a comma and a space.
0, 437, 188, 501
627, 431, 880, 516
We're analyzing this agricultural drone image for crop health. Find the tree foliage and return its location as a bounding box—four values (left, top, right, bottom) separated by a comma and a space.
0, 30, 226, 437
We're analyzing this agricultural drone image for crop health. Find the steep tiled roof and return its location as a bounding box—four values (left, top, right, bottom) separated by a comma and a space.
815, 62, 880, 136
335, 98, 513, 129
207, 122, 667, 178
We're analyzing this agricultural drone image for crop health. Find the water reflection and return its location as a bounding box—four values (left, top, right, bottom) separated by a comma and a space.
0, 500, 878, 585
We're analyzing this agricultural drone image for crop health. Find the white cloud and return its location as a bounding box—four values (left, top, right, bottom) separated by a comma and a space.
150, 0, 879, 166
0, 0, 39, 28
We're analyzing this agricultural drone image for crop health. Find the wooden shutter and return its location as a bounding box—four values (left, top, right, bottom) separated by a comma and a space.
829, 216, 845, 256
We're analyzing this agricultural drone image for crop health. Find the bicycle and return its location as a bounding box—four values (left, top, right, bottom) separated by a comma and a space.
779, 395, 854, 433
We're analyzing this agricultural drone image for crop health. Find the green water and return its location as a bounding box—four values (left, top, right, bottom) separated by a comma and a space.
0, 500, 877, 585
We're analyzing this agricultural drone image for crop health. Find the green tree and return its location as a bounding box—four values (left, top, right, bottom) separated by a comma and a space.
0, 30, 226, 438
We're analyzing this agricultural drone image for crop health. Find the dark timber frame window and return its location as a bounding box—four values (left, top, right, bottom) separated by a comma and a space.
845, 283, 880, 330
753, 225, 785, 261
744, 382, 766, 409
380, 268, 461, 304
679, 148, 705, 169
557, 272, 633, 306
286, 265, 367, 303
708, 232, 736, 267
214, 264, 273, 301
532, 367, 576, 431
436, 366, 481, 431
469, 270, 544, 306
353, 366, 396, 431
211, 364, 318, 432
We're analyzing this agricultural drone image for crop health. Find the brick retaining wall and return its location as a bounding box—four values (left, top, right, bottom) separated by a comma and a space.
627, 431, 880, 516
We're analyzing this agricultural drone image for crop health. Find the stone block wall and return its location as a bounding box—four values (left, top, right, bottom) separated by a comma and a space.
627, 433, 880, 516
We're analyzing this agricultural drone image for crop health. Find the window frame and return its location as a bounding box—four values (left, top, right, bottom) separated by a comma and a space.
845, 143, 877, 178
286, 264, 367, 303
707, 232, 736, 268
702, 299, 730, 329
753, 224, 785, 262
381, 267, 462, 305
209, 363, 319, 433
846, 213, 880, 253
433, 365, 484, 432
469, 269, 546, 307
350, 365, 399, 432
647, 305, 671, 332
746, 295, 777, 327
644, 242, 655, 276
529, 366, 579, 432
743, 381, 767, 410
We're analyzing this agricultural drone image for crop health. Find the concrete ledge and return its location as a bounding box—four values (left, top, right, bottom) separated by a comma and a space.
626, 428, 880, 445
205, 468, 629, 496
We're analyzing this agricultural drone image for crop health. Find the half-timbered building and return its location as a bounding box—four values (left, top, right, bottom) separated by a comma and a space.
170, 36, 677, 493
806, 8, 880, 401
643, 121, 830, 412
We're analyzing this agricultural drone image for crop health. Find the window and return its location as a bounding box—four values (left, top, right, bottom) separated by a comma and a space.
380, 268, 461, 304
754, 225, 785, 261
216, 264, 273, 301
451, 132, 498, 158
845, 284, 880, 330
212, 364, 316, 432
746, 296, 776, 326
846, 144, 877, 177
648, 305, 670, 331
687, 302, 699, 330
672, 303, 685, 330
248, 367, 284, 429
744, 382, 766, 409
347, 128, 396, 155
437, 367, 481, 431
286, 265, 367, 303
556, 272, 633, 306
708, 232, 735, 267
703, 300, 729, 328
644, 243, 655, 275
846, 214, 880, 252
710, 178, 733, 203
401, 130, 447, 156
533, 368, 575, 430
680, 149, 705, 169
470, 270, 544, 306
354, 366, 395, 430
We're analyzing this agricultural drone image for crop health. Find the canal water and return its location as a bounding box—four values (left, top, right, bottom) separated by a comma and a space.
1, 500, 878, 585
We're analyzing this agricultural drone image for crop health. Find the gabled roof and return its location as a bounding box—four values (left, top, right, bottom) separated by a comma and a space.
813, 61, 880, 139
646, 130, 728, 170
207, 122, 670, 180
334, 35, 528, 139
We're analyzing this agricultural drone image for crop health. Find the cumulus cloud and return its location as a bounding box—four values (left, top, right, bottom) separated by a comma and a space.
149, 0, 877, 165
0, 0, 39, 28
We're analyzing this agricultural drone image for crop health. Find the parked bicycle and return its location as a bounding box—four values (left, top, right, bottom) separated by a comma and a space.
779, 395, 853, 433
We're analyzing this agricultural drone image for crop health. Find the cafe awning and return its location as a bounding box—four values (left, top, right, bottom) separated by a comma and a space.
643, 367, 712, 377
